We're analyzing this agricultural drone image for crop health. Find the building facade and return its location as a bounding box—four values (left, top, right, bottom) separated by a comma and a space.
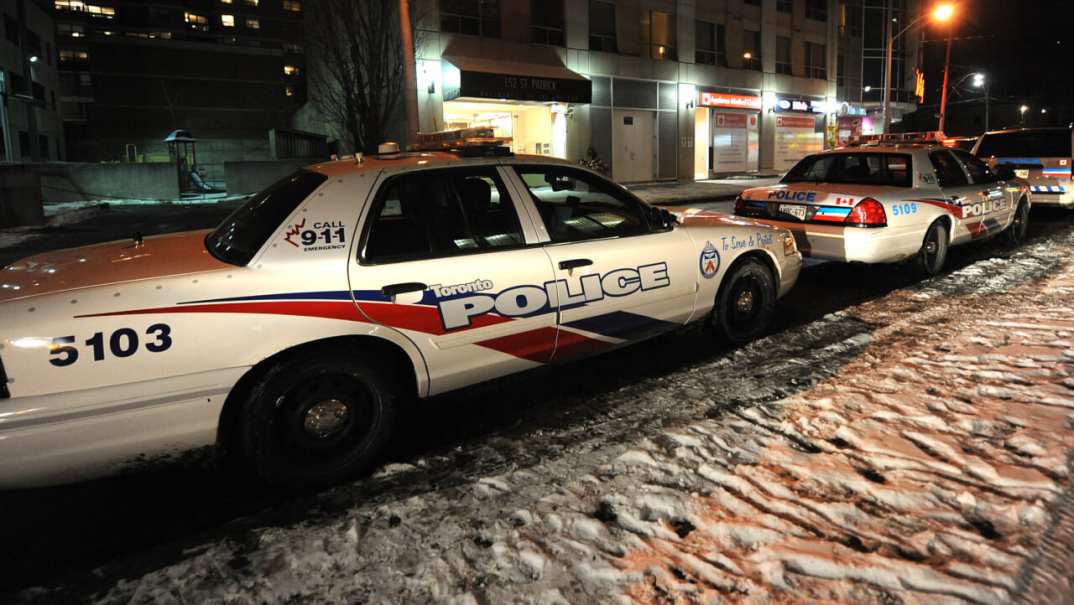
1, 0, 65, 162
413, 0, 857, 182
51, 0, 306, 170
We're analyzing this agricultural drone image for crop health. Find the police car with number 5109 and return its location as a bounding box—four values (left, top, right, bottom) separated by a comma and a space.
0, 130, 801, 489
735, 132, 1030, 275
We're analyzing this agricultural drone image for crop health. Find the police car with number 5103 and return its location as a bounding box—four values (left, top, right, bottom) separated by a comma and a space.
0, 129, 801, 489
735, 132, 1030, 275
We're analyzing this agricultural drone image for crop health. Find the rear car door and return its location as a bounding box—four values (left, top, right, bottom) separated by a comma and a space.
507, 165, 696, 360
349, 165, 558, 395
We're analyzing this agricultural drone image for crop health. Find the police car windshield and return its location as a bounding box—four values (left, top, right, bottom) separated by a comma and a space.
206, 170, 328, 266
782, 152, 913, 188
976, 129, 1072, 158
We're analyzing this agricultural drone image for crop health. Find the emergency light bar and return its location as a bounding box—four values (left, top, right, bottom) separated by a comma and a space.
410, 128, 513, 153
847, 131, 946, 147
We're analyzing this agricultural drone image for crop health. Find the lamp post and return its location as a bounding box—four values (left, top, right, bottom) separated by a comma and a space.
882, 2, 955, 134
1020, 104, 1029, 126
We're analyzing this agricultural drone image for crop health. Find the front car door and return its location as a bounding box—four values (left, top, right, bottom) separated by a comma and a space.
505, 165, 696, 361
349, 165, 558, 395
929, 149, 991, 245
950, 148, 1017, 233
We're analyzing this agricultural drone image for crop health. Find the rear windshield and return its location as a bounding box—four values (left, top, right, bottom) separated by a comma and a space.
782, 153, 913, 187
976, 129, 1072, 158
206, 170, 328, 266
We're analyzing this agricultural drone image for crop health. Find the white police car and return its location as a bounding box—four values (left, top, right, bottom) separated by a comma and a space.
0, 132, 801, 489
735, 134, 1030, 275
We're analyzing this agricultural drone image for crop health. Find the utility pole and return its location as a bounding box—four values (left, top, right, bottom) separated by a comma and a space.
399, 0, 419, 147
983, 80, 990, 132
937, 26, 954, 133
881, 0, 893, 134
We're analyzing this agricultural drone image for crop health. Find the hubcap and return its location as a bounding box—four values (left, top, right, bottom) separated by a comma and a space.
736, 290, 755, 314
303, 398, 351, 439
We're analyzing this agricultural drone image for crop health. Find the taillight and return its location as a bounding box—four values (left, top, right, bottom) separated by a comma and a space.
846, 198, 887, 227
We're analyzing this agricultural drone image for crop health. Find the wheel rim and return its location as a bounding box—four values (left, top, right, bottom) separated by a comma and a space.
727, 275, 764, 331
276, 373, 376, 462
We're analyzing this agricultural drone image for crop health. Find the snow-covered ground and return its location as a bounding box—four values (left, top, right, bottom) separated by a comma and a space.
8, 224, 1073, 604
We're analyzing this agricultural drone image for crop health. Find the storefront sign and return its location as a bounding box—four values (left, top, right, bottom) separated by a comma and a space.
698, 91, 762, 110
774, 97, 826, 114
447, 70, 592, 104
713, 112, 748, 128
777, 115, 817, 129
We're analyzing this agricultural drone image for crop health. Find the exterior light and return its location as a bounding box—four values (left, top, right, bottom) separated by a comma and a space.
1041, 108, 1048, 114
972, 73, 984, 87
863, 85, 872, 92
932, 3, 955, 22
1020, 105, 1029, 114
743, 52, 752, 60
28, 55, 39, 63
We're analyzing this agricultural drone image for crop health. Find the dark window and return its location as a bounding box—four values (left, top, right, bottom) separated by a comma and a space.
589, 0, 616, 52
837, 53, 845, 87
3, 15, 18, 46
807, 0, 828, 21
784, 153, 914, 187
929, 151, 969, 187
743, 29, 761, 70
776, 36, 792, 75
18, 131, 30, 159
514, 167, 653, 242
777, 0, 793, 13
975, 129, 1073, 159
50, 89, 56, 110
695, 20, 716, 65
745, 0, 761, 5
362, 168, 524, 264
532, 0, 564, 45
641, 9, 676, 61
440, 0, 500, 38
805, 41, 826, 79
206, 170, 328, 266
842, 1, 862, 36
715, 24, 727, 66
31, 81, 45, 104
46, 41, 51, 65
952, 150, 996, 184
38, 135, 48, 160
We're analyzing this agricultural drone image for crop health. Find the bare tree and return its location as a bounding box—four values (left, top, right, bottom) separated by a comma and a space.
306, 0, 409, 154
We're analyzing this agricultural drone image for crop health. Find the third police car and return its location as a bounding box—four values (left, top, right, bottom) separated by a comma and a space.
735, 132, 1030, 275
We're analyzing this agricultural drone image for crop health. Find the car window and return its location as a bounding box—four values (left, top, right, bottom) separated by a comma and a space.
206, 170, 328, 266
513, 166, 651, 242
951, 149, 996, 184
782, 153, 913, 187
929, 151, 969, 187
362, 168, 524, 264
976, 129, 1072, 158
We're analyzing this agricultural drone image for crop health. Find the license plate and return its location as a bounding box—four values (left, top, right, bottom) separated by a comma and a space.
1015, 169, 1030, 178
779, 204, 807, 221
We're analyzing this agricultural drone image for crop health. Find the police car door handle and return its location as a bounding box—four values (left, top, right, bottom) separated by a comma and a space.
559, 258, 593, 270
381, 282, 427, 297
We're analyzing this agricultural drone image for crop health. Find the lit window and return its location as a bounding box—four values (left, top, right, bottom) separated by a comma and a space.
244, 0, 258, 6
58, 23, 86, 37
221, 14, 235, 26
85, 4, 115, 18
283, 64, 300, 76
285, 86, 296, 96
98, 29, 114, 35
184, 12, 208, 24
221, 0, 232, 3
54, 0, 86, 11
59, 49, 89, 62
282, 0, 301, 11
246, 17, 260, 28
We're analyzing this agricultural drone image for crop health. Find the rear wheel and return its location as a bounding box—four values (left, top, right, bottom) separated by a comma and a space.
240, 352, 397, 490
712, 258, 777, 345
1004, 198, 1029, 245
915, 221, 949, 277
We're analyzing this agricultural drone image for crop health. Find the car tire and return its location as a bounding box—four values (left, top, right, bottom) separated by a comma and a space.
915, 220, 949, 277
1004, 198, 1029, 246
239, 351, 397, 490
713, 257, 777, 346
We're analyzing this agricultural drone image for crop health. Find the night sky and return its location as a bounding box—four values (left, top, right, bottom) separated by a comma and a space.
914, 0, 1074, 133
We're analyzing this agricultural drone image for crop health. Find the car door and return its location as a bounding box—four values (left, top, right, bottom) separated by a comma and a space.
950, 148, 1016, 238
349, 165, 558, 395
506, 165, 696, 361
929, 149, 990, 244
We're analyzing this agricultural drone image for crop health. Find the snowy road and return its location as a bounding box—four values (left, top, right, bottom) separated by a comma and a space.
4, 210, 1074, 603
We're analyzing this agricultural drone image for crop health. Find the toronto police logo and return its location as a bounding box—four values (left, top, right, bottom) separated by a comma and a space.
699, 241, 720, 279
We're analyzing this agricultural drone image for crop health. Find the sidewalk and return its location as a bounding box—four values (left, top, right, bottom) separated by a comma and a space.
36, 225, 1074, 604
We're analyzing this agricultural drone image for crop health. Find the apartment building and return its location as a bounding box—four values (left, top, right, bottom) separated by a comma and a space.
51, 0, 306, 166
0, 0, 65, 161
414, 0, 860, 182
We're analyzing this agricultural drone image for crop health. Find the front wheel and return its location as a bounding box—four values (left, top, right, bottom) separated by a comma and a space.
712, 257, 777, 345
1004, 199, 1030, 245
915, 221, 949, 277
240, 352, 397, 490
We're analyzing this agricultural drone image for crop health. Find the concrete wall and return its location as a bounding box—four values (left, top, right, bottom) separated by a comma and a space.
0, 165, 45, 227
224, 160, 313, 196
38, 163, 180, 202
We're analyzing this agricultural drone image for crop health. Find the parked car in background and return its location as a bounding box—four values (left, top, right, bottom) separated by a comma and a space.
974, 127, 1074, 208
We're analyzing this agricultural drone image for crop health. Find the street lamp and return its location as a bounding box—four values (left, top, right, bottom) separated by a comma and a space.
1020, 104, 1029, 126
882, 3, 956, 134
864, 85, 872, 92
969, 72, 989, 132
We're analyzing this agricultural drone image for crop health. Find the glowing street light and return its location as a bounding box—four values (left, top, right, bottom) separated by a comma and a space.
972, 73, 985, 88
1020, 105, 1029, 114
742, 51, 752, 60
863, 85, 872, 92
883, 3, 957, 132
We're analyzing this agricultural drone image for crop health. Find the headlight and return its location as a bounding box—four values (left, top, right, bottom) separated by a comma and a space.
782, 232, 797, 256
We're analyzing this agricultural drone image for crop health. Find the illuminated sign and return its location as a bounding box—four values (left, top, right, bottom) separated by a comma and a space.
698, 91, 763, 110
774, 96, 827, 114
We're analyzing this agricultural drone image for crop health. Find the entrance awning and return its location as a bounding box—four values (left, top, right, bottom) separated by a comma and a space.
442, 54, 592, 104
